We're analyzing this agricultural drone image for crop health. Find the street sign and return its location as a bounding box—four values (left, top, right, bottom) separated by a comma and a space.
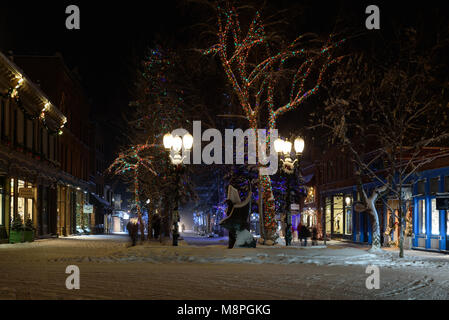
18, 188, 34, 198
83, 204, 93, 213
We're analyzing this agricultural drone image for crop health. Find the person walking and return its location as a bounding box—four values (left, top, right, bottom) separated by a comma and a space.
297, 222, 305, 246
126, 218, 138, 246
311, 227, 318, 246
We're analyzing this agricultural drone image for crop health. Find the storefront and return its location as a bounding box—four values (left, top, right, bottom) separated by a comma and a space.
412, 168, 449, 252
323, 190, 355, 240
10, 178, 36, 226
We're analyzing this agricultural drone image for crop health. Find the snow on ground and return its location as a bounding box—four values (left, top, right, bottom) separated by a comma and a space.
0, 234, 448, 299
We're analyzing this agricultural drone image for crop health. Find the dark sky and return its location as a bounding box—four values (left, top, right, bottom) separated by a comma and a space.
1, 0, 448, 158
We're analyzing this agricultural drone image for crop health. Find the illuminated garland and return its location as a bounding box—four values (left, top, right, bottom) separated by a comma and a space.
1, 78, 66, 136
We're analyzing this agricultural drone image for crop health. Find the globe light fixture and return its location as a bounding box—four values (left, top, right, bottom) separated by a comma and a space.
163, 133, 173, 149
274, 138, 285, 154
294, 137, 305, 154
345, 196, 352, 207
172, 136, 183, 152
282, 141, 292, 155
183, 133, 194, 150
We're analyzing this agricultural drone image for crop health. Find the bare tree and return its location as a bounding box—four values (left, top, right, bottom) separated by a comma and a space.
314, 31, 449, 255
203, 3, 343, 241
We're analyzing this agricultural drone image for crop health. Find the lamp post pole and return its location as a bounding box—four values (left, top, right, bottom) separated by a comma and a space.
284, 171, 293, 246
172, 166, 181, 246
274, 136, 305, 247
163, 132, 193, 247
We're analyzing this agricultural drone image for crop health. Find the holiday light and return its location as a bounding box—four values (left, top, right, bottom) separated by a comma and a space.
1, 78, 66, 135
204, 6, 344, 240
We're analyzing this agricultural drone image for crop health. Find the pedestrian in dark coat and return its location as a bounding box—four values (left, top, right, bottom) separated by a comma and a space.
297, 222, 306, 246
311, 227, 318, 246
127, 219, 138, 246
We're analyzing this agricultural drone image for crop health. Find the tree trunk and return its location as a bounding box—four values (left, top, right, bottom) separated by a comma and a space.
258, 182, 265, 242
366, 185, 388, 253
399, 209, 405, 258
367, 198, 381, 251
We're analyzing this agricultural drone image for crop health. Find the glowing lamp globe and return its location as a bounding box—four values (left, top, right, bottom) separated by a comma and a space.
183, 133, 194, 150
345, 196, 352, 207
172, 136, 183, 152
294, 137, 305, 154
163, 134, 173, 149
283, 141, 292, 154
274, 139, 284, 153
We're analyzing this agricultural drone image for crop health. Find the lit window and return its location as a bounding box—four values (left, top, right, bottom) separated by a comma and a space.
431, 199, 439, 235
418, 199, 426, 234
333, 195, 344, 234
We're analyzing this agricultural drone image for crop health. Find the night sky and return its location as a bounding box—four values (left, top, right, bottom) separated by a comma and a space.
1, 0, 448, 161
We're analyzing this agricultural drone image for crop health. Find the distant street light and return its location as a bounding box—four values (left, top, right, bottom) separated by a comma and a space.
163, 132, 194, 246
274, 136, 305, 246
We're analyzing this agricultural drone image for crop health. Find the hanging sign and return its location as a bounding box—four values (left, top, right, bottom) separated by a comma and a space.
18, 188, 35, 198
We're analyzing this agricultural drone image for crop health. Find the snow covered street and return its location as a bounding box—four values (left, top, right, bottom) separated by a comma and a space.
0, 234, 448, 300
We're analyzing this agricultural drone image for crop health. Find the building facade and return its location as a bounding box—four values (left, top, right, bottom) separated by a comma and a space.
0, 52, 67, 240
0, 53, 113, 239
311, 145, 449, 253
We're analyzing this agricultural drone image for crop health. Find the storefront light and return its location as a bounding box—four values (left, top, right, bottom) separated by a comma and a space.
345, 196, 352, 207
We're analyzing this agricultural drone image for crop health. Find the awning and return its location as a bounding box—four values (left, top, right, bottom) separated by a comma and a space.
89, 193, 111, 208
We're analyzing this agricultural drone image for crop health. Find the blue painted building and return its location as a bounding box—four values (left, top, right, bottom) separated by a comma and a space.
412, 167, 449, 252
320, 167, 449, 252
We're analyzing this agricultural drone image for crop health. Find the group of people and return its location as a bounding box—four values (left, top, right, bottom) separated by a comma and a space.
296, 223, 318, 246
125, 214, 167, 246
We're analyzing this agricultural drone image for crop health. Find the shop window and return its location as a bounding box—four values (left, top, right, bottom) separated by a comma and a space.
431, 199, 439, 235
10, 179, 14, 223
418, 199, 426, 234
430, 178, 439, 194
417, 181, 426, 195
345, 208, 352, 235
333, 195, 344, 234
445, 176, 449, 193
17, 180, 25, 221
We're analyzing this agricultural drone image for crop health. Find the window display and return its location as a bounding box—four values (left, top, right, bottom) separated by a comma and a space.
431, 199, 439, 235
418, 199, 426, 234
333, 195, 344, 234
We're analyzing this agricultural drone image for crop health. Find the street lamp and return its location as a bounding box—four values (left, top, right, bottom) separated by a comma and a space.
274, 136, 305, 246
163, 132, 193, 246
